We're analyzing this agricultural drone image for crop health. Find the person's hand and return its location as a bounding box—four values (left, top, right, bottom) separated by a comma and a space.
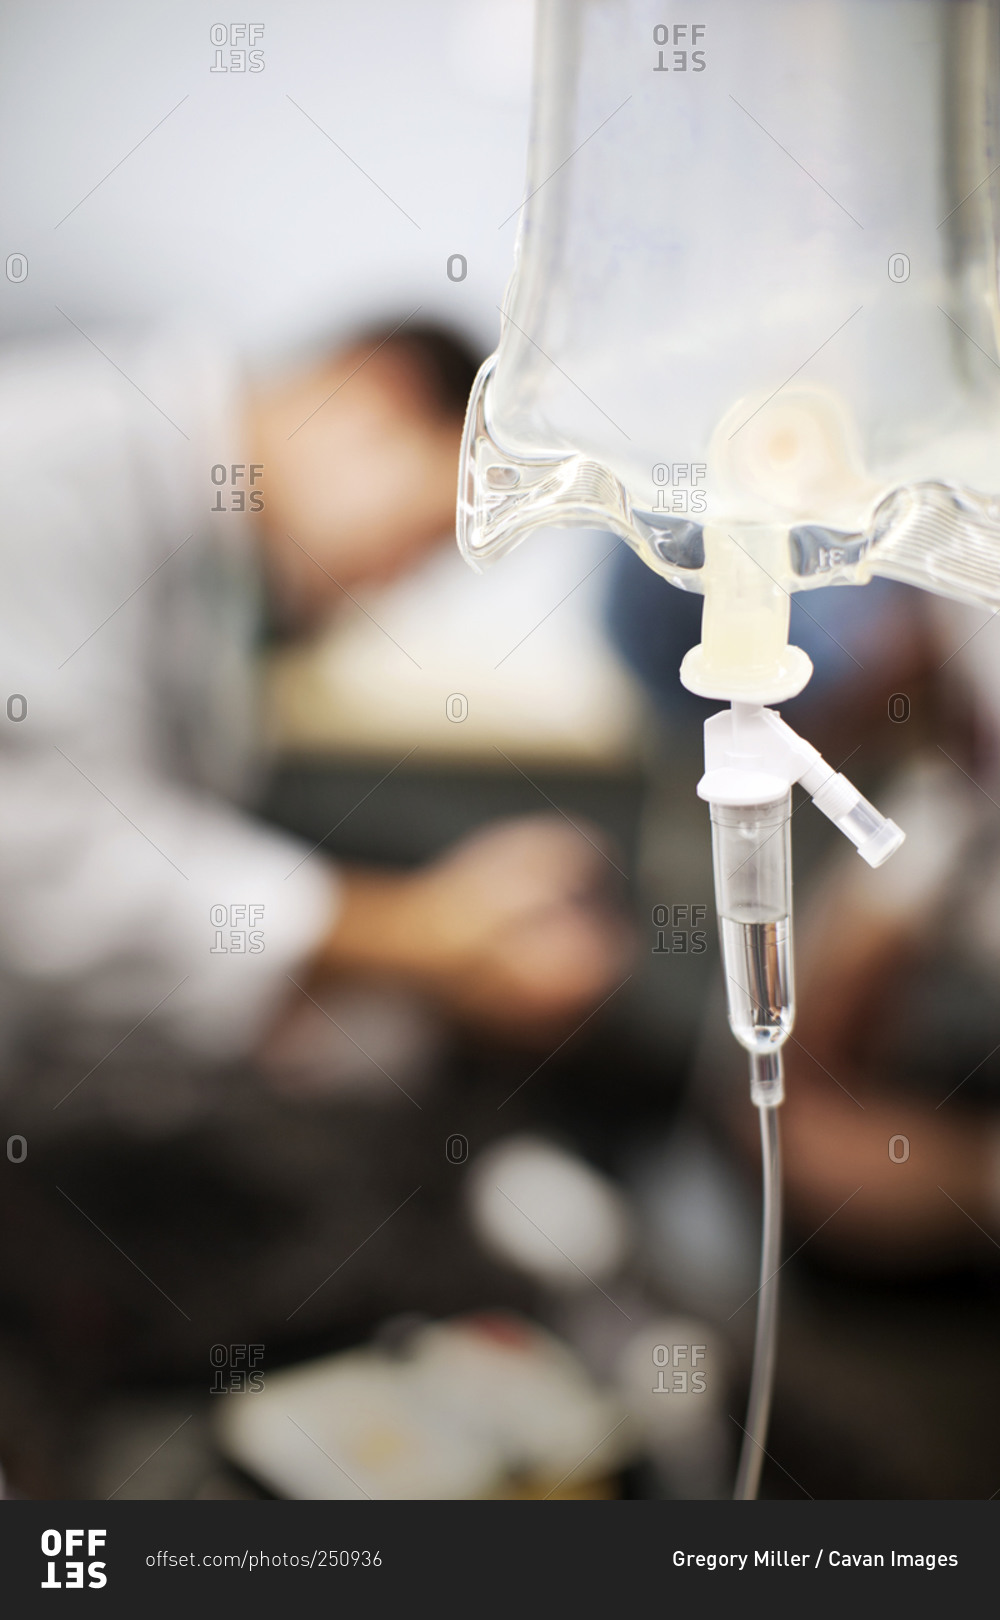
319, 815, 635, 1043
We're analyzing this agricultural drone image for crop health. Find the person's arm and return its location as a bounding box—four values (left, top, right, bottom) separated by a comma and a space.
0, 742, 339, 1057
0, 343, 338, 1060
310, 817, 636, 1043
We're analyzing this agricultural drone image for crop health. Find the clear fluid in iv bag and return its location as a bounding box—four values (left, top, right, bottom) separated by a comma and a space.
719, 915, 793, 1054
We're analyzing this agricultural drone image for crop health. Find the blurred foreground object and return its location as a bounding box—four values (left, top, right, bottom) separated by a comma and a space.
215, 1313, 630, 1500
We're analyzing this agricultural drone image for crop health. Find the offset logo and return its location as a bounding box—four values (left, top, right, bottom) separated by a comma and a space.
40, 1529, 107, 1589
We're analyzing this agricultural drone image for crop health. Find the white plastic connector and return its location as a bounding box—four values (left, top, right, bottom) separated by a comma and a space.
750, 1051, 785, 1108
806, 772, 905, 866
697, 703, 905, 865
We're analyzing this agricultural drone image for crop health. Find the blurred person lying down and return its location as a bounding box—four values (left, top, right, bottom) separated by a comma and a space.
0, 322, 631, 1071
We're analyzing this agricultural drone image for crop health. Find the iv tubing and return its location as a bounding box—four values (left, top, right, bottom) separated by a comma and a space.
734, 1093, 782, 1500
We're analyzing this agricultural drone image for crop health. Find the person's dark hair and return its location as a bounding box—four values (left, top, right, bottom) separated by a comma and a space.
357, 319, 482, 418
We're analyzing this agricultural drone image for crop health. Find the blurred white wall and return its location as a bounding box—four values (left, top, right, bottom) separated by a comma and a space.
0, 0, 534, 355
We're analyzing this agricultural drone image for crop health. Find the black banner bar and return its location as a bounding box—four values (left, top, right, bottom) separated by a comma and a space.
0, 1499, 993, 1616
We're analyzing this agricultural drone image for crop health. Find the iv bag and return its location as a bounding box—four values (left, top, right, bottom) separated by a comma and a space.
459, 0, 1000, 627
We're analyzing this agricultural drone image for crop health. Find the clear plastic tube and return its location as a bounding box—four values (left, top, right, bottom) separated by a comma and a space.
734, 1102, 782, 1501
711, 795, 795, 1068
709, 793, 787, 1493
